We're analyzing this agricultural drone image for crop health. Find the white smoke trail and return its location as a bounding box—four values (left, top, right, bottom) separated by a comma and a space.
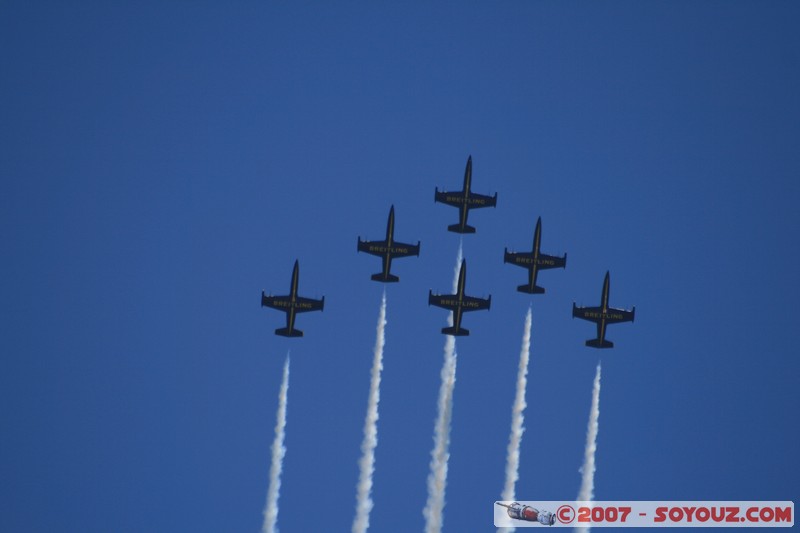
575, 362, 602, 533
352, 290, 388, 533
497, 307, 533, 533
423, 243, 462, 533
262, 354, 290, 533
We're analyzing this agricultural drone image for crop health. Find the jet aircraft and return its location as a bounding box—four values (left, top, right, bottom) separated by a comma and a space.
504, 217, 567, 294
572, 271, 635, 348
261, 260, 324, 337
357, 205, 420, 282
428, 260, 491, 336
434, 156, 497, 233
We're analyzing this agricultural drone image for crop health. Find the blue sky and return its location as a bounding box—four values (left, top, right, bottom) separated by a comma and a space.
1, 2, 798, 531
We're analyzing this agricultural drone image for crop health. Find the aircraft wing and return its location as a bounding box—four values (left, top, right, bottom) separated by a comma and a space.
572, 305, 634, 324
434, 189, 465, 207
294, 296, 324, 313
604, 307, 635, 324
572, 305, 602, 323
428, 292, 457, 310
358, 239, 420, 258
461, 295, 491, 312
388, 240, 420, 258
465, 191, 497, 209
357, 238, 388, 257
537, 252, 567, 270
504, 250, 534, 268
261, 294, 289, 309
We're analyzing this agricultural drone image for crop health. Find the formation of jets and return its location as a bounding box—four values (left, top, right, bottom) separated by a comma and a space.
260, 156, 636, 347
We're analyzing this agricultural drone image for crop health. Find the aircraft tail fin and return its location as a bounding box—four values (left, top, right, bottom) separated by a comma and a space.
275, 327, 303, 338
585, 338, 613, 349
371, 273, 399, 283
441, 326, 469, 336
448, 223, 476, 234
517, 284, 545, 294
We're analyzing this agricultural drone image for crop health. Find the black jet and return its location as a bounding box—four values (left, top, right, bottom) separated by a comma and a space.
504, 217, 567, 294
357, 205, 420, 282
261, 260, 324, 337
428, 260, 491, 336
572, 271, 635, 348
434, 156, 497, 233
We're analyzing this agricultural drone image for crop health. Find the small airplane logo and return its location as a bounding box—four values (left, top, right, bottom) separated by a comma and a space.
496, 502, 556, 525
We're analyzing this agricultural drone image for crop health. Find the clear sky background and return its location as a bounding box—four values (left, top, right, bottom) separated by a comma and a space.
2, 2, 798, 532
